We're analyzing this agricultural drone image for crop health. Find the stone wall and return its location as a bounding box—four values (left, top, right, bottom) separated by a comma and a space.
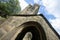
0, 4, 60, 40
0, 15, 60, 40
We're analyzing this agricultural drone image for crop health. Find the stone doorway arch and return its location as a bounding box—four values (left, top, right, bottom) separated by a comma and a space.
15, 21, 47, 40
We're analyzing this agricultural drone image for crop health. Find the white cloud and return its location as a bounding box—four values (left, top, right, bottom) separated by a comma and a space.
42, 0, 60, 17
19, 0, 28, 10
34, 0, 42, 5
42, 0, 60, 34
34, 0, 39, 3
50, 18, 60, 35
50, 19, 60, 28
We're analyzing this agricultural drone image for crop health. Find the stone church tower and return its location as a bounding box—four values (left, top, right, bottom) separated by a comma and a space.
0, 4, 60, 40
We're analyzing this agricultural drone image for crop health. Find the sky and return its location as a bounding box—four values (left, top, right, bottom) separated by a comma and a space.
19, 0, 60, 35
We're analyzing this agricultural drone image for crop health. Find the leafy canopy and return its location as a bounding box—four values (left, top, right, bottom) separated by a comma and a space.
0, 0, 21, 17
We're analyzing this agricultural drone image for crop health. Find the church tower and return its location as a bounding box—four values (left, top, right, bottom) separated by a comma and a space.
0, 4, 60, 40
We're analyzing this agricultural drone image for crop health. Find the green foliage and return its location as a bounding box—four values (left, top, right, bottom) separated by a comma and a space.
0, 0, 21, 18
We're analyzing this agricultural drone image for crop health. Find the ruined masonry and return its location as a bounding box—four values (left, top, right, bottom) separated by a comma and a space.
0, 4, 60, 40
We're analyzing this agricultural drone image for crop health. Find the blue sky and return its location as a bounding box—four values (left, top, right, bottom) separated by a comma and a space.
19, 0, 60, 35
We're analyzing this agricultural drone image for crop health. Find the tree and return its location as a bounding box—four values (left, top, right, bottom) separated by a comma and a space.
0, 0, 21, 18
